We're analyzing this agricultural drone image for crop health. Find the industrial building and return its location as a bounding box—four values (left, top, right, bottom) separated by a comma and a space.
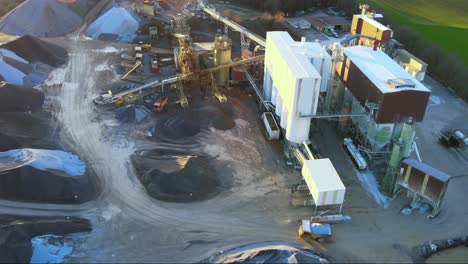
350, 14, 392, 46
263, 32, 331, 144
306, 15, 351, 33
335, 46, 430, 147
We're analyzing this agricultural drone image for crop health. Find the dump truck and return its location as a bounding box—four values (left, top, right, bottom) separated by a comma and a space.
153, 96, 169, 112
439, 129, 468, 148
298, 220, 331, 240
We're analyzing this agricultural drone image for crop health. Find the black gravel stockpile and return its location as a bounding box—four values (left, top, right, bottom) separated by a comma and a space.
138, 156, 221, 202
1, 35, 68, 67
152, 104, 236, 142
0, 82, 45, 112
0, 0, 96, 38
0, 112, 55, 148
0, 132, 21, 151
206, 243, 329, 263
0, 166, 96, 204
158, 111, 202, 140
414, 235, 468, 262
0, 216, 91, 263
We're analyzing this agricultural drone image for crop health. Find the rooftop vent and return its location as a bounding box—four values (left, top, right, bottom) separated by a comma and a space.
387, 78, 416, 89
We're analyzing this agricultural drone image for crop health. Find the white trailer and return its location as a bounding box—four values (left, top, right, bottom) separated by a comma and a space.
262, 112, 280, 140
301, 158, 346, 212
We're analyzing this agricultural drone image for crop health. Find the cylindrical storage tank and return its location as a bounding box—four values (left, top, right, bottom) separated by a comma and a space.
213, 34, 232, 86
400, 118, 416, 157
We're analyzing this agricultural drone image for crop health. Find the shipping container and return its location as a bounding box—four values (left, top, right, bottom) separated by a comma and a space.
301, 159, 346, 206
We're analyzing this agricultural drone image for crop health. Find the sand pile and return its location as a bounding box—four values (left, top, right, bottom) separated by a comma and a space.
86, 5, 141, 43
0, 82, 45, 112
137, 156, 221, 202
0, 0, 95, 37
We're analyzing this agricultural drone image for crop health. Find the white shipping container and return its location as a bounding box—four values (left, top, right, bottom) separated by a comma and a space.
301, 159, 346, 206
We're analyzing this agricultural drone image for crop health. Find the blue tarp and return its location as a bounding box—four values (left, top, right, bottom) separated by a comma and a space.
0, 149, 86, 177
86, 6, 141, 43
31, 235, 73, 263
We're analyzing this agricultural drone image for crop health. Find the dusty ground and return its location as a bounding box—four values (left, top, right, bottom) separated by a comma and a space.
307, 76, 468, 263
0, 1, 467, 263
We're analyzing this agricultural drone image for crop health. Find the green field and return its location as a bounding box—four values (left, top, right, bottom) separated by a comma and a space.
367, 0, 468, 64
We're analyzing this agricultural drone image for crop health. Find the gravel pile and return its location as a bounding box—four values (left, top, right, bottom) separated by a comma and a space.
86, 5, 141, 43
1, 35, 68, 67
0, 216, 91, 263
0, 0, 84, 37
137, 156, 221, 202
0, 35, 67, 86
0, 82, 44, 112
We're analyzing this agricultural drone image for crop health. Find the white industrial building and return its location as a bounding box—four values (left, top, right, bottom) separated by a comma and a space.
263, 31, 332, 144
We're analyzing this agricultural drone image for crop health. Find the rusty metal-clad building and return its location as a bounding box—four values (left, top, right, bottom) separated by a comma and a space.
397, 158, 451, 217
336, 45, 430, 124
351, 15, 392, 46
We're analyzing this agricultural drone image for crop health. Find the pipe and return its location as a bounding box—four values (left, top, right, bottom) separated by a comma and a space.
413, 141, 422, 162
340, 34, 376, 46
299, 113, 368, 118
302, 142, 315, 160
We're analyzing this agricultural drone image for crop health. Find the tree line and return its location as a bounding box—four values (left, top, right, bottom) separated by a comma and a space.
231, 0, 468, 101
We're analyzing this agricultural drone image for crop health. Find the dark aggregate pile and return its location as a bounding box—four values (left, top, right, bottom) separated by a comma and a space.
0, 216, 91, 263
0, 82, 45, 112
157, 111, 202, 140
0, 166, 96, 204
1, 35, 68, 67
136, 156, 221, 202
0, 112, 97, 204
152, 104, 236, 142
414, 235, 468, 261
0, 112, 56, 149
207, 242, 329, 264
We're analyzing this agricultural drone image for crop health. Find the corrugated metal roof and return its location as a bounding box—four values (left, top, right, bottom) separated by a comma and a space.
343, 45, 430, 94
266, 32, 320, 79
356, 15, 390, 31
402, 158, 451, 182
302, 158, 346, 191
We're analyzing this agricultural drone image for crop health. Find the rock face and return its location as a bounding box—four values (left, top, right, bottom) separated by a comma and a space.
0, 0, 96, 37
